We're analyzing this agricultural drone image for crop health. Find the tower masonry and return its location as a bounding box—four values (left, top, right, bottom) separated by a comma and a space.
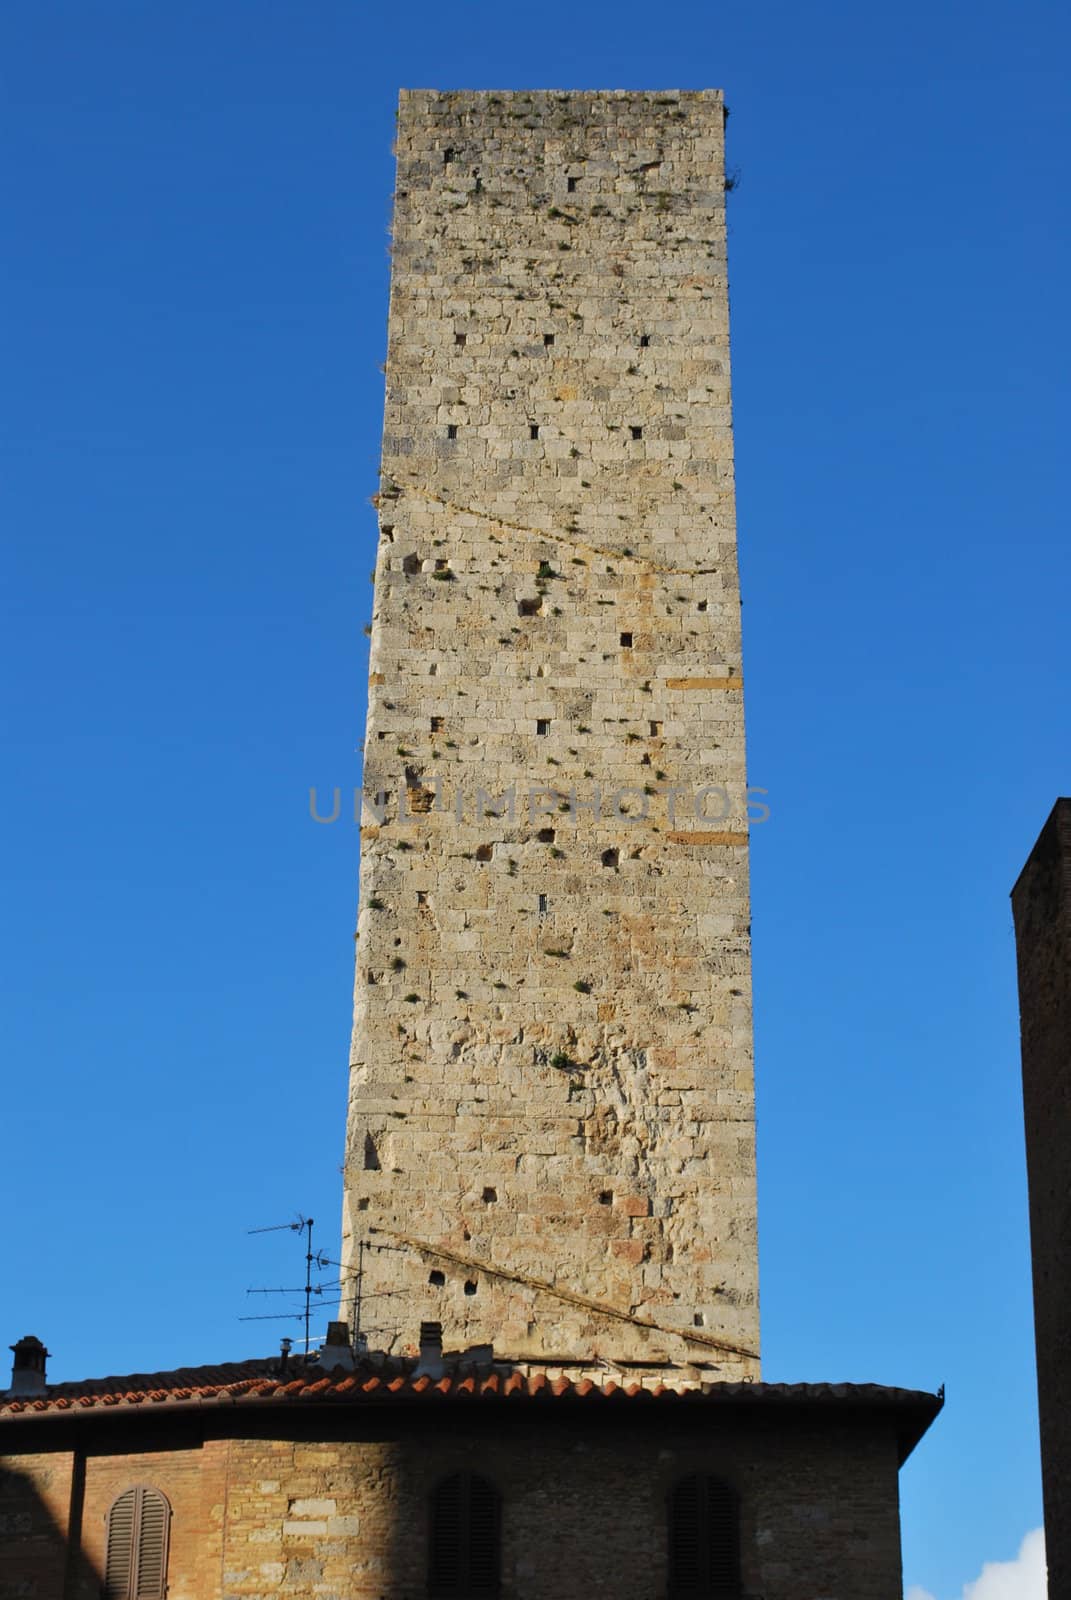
343, 90, 758, 1379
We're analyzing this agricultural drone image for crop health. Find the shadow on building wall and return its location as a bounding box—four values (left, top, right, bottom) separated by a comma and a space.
0, 1457, 103, 1600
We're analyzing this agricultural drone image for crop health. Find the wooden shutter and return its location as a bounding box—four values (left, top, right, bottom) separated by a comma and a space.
104, 1489, 137, 1598
706, 1478, 739, 1594
104, 1487, 171, 1600
668, 1475, 739, 1599
429, 1473, 464, 1594
465, 1475, 500, 1595
135, 1490, 170, 1599
428, 1472, 500, 1597
669, 1474, 704, 1594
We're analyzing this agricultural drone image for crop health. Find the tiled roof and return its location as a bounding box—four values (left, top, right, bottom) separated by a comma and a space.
3, 1357, 284, 1409
0, 1356, 942, 1441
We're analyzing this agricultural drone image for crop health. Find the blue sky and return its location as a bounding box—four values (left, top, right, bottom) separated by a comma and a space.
1, 3, 1067, 1596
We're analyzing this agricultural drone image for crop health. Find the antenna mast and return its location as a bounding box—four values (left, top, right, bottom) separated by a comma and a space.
244, 1214, 335, 1356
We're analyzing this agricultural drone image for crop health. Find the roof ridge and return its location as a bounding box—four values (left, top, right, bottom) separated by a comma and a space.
1, 1355, 943, 1423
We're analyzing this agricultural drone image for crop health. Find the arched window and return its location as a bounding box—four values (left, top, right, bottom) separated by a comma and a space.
668, 1474, 740, 1598
104, 1486, 171, 1600
428, 1472, 501, 1597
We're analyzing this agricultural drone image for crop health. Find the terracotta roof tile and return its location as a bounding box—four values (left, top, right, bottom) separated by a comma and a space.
0, 1353, 943, 1467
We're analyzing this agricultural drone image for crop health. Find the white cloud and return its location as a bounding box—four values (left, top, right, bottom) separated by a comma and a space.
906, 1528, 1046, 1600
965, 1530, 1047, 1600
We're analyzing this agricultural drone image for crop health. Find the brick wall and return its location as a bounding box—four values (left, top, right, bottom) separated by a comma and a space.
75, 1436, 218, 1600
0, 1448, 74, 1599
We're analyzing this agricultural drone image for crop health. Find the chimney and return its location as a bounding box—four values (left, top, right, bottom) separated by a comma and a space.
414, 1320, 444, 1379
8, 1336, 49, 1397
318, 1321, 356, 1373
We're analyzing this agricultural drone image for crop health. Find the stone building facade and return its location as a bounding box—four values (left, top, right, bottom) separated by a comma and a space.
0, 1346, 939, 1600
344, 89, 757, 1377
1012, 796, 1071, 1600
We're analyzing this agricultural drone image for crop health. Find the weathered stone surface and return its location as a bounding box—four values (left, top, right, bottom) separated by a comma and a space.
342, 89, 758, 1378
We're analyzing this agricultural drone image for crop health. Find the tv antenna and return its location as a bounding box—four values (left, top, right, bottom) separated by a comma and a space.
311, 1238, 411, 1356
244, 1214, 336, 1356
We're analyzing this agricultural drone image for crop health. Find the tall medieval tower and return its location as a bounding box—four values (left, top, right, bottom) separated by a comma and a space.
343, 91, 758, 1381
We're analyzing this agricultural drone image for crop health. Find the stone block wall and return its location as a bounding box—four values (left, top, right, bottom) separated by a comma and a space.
342, 90, 758, 1375
0, 1407, 913, 1600
214, 1419, 904, 1600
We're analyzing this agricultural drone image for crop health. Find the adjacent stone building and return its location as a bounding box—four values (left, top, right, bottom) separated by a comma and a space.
0, 1333, 939, 1600
1, 90, 941, 1600
1012, 796, 1071, 1600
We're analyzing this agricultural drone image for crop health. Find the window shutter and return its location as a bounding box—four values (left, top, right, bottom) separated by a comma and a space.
668, 1475, 739, 1599
465, 1475, 500, 1596
135, 1490, 170, 1599
429, 1473, 464, 1593
706, 1478, 739, 1595
428, 1472, 500, 1597
104, 1487, 171, 1600
104, 1490, 137, 1598
669, 1475, 704, 1594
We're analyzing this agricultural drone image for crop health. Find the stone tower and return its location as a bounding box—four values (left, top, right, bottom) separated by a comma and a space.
1012, 796, 1071, 1600
343, 90, 758, 1380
